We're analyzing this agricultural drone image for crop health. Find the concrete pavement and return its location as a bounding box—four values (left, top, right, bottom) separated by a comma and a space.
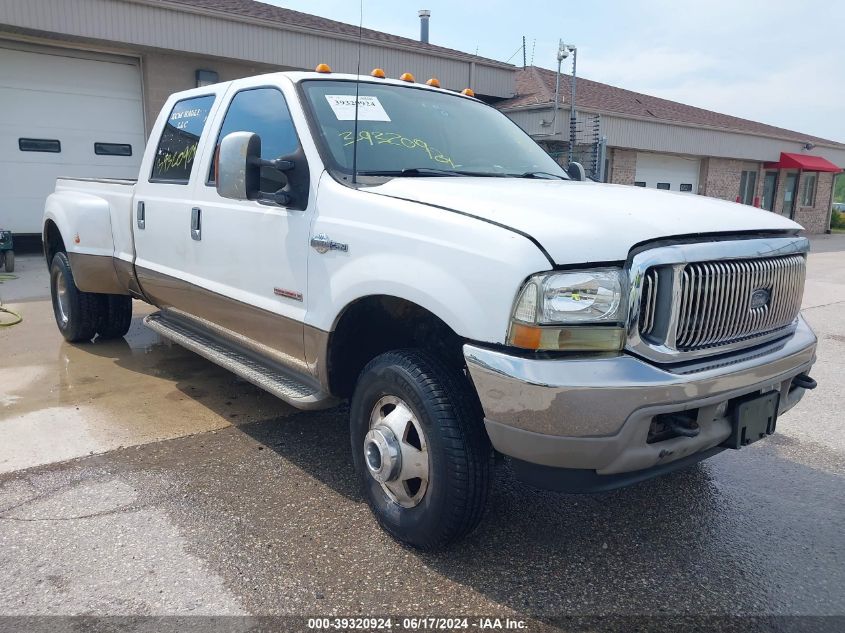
1, 238, 843, 623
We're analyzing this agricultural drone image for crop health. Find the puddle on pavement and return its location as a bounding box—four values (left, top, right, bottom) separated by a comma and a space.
0, 300, 295, 473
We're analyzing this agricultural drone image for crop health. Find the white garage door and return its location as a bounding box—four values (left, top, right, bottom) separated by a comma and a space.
634, 152, 700, 194
0, 44, 145, 234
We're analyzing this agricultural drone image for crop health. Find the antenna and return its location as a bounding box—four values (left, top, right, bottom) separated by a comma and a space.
351, 0, 363, 185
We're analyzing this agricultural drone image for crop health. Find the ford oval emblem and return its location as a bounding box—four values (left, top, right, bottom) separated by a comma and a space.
750, 288, 771, 310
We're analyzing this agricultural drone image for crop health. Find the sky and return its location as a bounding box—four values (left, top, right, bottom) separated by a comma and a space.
264, 0, 845, 143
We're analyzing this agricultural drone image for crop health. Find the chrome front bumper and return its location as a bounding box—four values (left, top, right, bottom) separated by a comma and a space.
464, 316, 817, 477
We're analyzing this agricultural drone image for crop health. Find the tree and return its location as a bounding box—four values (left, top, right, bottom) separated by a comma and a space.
835, 173, 845, 203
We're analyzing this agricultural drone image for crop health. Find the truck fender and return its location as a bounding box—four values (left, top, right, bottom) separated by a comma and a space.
43, 190, 124, 294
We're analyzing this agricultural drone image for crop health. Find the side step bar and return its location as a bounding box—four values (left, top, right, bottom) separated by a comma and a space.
143, 312, 338, 411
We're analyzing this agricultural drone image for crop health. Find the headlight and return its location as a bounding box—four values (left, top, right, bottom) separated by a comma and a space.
508, 268, 627, 351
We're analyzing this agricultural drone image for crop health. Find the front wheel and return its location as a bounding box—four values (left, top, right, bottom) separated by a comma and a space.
3, 250, 13, 273
350, 350, 492, 550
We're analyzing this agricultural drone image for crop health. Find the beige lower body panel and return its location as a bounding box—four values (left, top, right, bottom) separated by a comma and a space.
67, 252, 128, 295
135, 265, 331, 389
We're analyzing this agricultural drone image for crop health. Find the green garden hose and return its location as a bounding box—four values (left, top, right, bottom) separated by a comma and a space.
0, 273, 22, 326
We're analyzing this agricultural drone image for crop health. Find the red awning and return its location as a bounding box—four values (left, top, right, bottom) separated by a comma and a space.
764, 152, 843, 173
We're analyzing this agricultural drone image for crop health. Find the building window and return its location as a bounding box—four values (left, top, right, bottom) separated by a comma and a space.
656, 182, 670, 190
801, 172, 817, 206
95, 142, 132, 156
19, 138, 61, 153
739, 170, 757, 205
196, 69, 219, 87
634, 181, 646, 187
680, 183, 693, 192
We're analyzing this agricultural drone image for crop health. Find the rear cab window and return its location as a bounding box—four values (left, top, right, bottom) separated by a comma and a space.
150, 95, 216, 184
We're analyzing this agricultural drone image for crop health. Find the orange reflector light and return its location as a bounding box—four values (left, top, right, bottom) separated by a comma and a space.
425, 77, 441, 87
371, 68, 386, 78
315, 63, 332, 73
461, 88, 475, 97
399, 72, 415, 82
508, 323, 543, 350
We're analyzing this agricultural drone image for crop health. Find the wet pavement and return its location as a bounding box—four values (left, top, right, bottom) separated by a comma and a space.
1, 239, 844, 623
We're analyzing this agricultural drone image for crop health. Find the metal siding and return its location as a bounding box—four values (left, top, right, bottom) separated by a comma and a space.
505, 106, 845, 165
0, 0, 514, 97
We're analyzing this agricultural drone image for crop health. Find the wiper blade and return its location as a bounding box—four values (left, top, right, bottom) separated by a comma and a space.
357, 168, 460, 177
357, 168, 507, 178
511, 171, 567, 180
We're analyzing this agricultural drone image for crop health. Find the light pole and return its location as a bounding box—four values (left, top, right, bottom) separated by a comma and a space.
552, 41, 577, 165
551, 40, 568, 138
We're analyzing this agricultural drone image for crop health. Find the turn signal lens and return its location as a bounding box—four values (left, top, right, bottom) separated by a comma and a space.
371, 68, 386, 78
400, 72, 415, 82
509, 323, 543, 350
508, 324, 626, 352
315, 63, 332, 73
461, 88, 475, 97
426, 77, 441, 87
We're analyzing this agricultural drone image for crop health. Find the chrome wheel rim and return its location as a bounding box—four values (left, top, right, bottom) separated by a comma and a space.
365, 395, 430, 508
55, 268, 70, 326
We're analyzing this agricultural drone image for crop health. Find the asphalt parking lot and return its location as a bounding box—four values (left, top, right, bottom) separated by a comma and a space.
1, 237, 844, 628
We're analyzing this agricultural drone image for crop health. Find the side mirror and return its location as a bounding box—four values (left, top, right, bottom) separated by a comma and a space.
217, 131, 261, 201
567, 161, 586, 182
216, 131, 310, 210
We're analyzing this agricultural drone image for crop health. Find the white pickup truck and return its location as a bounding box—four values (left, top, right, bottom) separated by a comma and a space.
43, 69, 818, 549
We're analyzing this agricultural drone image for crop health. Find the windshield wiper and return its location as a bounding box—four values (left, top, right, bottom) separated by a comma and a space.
357, 168, 459, 177
357, 168, 507, 178
511, 171, 568, 180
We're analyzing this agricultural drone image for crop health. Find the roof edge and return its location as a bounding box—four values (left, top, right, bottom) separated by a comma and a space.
499, 101, 845, 151
133, 0, 514, 69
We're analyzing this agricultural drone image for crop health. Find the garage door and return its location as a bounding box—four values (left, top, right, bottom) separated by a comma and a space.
0, 44, 145, 234
634, 152, 700, 194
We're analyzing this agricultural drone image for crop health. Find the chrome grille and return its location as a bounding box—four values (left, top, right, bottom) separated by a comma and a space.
672, 255, 805, 351
639, 268, 659, 337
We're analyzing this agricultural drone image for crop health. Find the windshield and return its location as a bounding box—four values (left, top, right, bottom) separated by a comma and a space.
300, 80, 568, 180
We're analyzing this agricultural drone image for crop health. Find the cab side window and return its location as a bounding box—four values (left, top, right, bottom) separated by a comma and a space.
150, 95, 215, 183
208, 87, 300, 194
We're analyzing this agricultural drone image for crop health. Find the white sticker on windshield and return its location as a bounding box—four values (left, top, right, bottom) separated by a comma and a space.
325, 95, 391, 122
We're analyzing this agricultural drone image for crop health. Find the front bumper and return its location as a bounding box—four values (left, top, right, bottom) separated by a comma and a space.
464, 316, 817, 483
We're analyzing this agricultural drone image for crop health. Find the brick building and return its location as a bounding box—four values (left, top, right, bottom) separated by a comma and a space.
498, 66, 844, 233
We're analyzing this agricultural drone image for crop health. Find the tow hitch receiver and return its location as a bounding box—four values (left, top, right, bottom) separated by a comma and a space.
722, 391, 779, 449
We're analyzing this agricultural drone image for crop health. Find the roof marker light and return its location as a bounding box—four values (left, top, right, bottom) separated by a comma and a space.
461, 88, 475, 97
425, 77, 441, 87
315, 63, 332, 73
399, 72, 415, 82
371, 68, 386, 78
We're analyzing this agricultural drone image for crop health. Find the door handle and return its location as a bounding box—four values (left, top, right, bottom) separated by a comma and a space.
191, 207, 202, 241
310, 233, 348, 254
136, 201, 145, 229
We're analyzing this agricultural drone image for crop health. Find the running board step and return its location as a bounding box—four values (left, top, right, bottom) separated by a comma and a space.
143, 312, 337, 411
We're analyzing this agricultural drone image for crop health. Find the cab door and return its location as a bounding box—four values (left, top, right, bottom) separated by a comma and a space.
182, 84, 312, 370
132, 90, 221, 306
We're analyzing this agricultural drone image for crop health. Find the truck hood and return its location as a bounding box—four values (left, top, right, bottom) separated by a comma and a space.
367, 178, 801, 265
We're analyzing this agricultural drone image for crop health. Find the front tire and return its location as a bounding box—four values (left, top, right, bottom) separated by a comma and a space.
350, 350, 492, 550
50, 252, 101, 342
3, 250, 13, 273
